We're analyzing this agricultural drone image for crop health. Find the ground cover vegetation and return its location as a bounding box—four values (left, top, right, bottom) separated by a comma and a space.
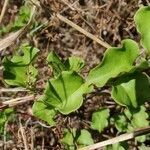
0, 0, 150, 149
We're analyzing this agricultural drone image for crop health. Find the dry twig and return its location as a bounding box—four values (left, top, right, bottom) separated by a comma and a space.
57, 14, 111, 49
0, 0, 9, 24
0, 95, 35, 109
78, 126, 150, 150
0, 87, 29, 92
19, 119, 29, 150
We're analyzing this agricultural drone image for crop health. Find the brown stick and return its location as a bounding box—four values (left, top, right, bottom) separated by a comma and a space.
78, 126, 150, 150
0, 0, 9, 24
19, 119, 29, 150
57, 14, 111, 49
0, 95, 35, 110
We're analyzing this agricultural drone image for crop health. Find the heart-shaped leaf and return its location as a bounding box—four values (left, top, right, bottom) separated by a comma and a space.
64, 56, 84, 72
61, 128, 76, 150
91, 108, 110, 132
32, 98, 56, 126
3, 43, 39, 87
0, 108, 14, 134
77, 129, 94, 146
114, 113, 128, 132
47, 51, 84, 77
111, 73, 150, 108
87, 39, 139, 87
134, 6, 150, 54
47, 51, 66, 77
43, 71, 91, 114
131, 106, 149, 128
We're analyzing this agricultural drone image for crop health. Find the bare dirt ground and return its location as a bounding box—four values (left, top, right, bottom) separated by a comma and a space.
0, 0, 150, 149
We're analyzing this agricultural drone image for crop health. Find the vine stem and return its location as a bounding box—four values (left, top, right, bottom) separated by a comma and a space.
78, 126, 150, 150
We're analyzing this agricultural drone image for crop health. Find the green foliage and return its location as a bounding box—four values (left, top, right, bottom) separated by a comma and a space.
65, 56, 84, 72
61, 128, 94, 150
3, 43, 39, 87
131, 106, 149, 128
33, 71, 91, 120
114, 106, 149, 131
112, 106, 149, 143
87, 39, 139, 87
47, 51, 84, 77
32, 99, 56, 126
77, 129, 94, 146
135, 6, 150, 54
113, 113, 128, 132
106, 142, 128, 150
91, 108, 110, 132
2, 5, 150, 149
0, 108, 14, 134
61, 128, 76, 150
111, 73, 150, 108
47, 52, 66, 77
0, 1, 32, 35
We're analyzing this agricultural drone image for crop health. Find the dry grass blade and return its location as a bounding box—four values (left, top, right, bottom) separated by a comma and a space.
19, 119, 29, 150
57, 14, 111, 49
0, 87, 29, 92
0, 0, 9, 24
0, 3, 36, 52
78, 126, 150, 150
0, 28, 24, 52
1, 95, 35, 108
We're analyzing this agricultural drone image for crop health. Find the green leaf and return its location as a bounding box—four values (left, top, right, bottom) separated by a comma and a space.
43, 71, 91, 114
91, 108, 110, 132
131, 106, 149, 128
77, 129, 94, 146
134, 6, 150, 54
47, 51, 66, 77
0, 1, 32, 35
3, 44, 39, 87
114, 113, 128, 132
61, 128, 76, 150
131, 106, 149, 143
65, 56, 84, 72
47, 52, 85, 77
111, 73, 150, 108
87, 39, 139, 87
32, 98, 56, 126
136, 135, 146, 143
0, 108, 14, 134
61, 128, 93, 150
106, 142, 127, 150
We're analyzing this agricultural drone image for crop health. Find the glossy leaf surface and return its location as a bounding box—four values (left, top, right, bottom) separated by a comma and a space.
135, 6, 150, 54
32, 98, 56, 126
112, 73, 150, 108
43, 71, 91, 114
87, 39, 139, 87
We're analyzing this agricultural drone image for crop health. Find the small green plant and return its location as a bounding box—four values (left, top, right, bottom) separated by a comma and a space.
0, 108, 14, 135
0, 0, 33, 35
61, 128, 94, 150
3, 43, 39, 88
1, 5, 150, 149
